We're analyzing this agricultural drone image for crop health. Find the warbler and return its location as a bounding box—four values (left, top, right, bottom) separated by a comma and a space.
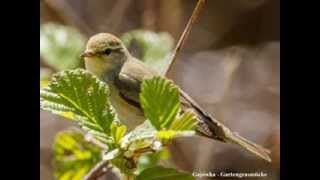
81, 33, 271, 162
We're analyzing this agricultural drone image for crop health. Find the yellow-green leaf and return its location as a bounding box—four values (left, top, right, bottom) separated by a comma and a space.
170, 111, 197, 131
111, 123, 127, 145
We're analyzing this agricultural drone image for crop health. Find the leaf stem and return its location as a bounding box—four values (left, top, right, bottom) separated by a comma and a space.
84, 159, 110, 180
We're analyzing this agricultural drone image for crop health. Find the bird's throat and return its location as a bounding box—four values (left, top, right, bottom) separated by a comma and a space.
85, 57, 119, 82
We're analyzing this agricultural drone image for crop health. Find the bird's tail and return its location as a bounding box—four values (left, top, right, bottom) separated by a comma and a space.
223, 130, 271, 162
179, 89, 271, 162
195, 111, 271, 162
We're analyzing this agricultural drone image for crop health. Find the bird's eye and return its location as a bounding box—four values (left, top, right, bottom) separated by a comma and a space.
104, 48, 112, 55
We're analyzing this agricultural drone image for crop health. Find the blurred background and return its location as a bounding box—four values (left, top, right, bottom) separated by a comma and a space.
40, 0, 279, 179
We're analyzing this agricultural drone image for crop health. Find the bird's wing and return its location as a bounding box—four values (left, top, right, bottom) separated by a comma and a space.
115, 58, 226, 139
113, 58, 157, 108
178, 88, 228, 140
115, 58, 231, 140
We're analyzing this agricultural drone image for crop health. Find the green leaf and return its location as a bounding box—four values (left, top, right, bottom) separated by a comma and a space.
53, 131, 102, 180
140, 76, 198, 140
136, 166, 194, 180
169, 111, 198, 131
40, 23, 85, 70
140, 77, 180, 130
121, 30, 174, 75
110, 123, 127, 145
40, 69, 115, 143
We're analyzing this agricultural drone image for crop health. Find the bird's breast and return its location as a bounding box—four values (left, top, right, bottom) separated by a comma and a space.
108, 84, 145, 130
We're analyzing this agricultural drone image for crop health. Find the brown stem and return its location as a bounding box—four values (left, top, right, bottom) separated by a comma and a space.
84, 159, 110, 180
164, 0, 206, 76
134, 146, 156, 155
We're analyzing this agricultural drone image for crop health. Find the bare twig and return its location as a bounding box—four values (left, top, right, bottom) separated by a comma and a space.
84, 159, 110, 180
164, 0, 206, 76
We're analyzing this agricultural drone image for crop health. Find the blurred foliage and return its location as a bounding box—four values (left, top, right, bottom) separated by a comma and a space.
137, 148, 170, 173
40, 23, 85, 71
53, 131, 102, 180
136, 166, 194, 180
121, 30, 174, 75
40, 67, 53, 88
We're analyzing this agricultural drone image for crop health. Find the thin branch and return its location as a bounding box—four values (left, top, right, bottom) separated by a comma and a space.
84, 159, 110, 180
164, 0, 206, 76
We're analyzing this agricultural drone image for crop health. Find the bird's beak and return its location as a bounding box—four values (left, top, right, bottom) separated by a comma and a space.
80, 51, 95, 58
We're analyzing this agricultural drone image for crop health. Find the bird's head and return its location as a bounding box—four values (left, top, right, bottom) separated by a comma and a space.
81, 33, 130, 78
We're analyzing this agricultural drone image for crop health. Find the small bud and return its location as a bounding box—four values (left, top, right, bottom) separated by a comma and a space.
151, 141, 162, 151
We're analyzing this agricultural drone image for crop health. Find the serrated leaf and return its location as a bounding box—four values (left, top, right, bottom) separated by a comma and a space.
140, 77, 180, 130
136, 166, 194, 180
170, 111, 197, 131
121, 30, 174, 75
40, 23, 85, 70
40, 69, 115, 143
53, 131, 102, 180
111, 123, 127, 145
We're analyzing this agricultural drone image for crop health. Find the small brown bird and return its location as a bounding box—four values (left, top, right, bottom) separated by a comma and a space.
81, 33, 271, 162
